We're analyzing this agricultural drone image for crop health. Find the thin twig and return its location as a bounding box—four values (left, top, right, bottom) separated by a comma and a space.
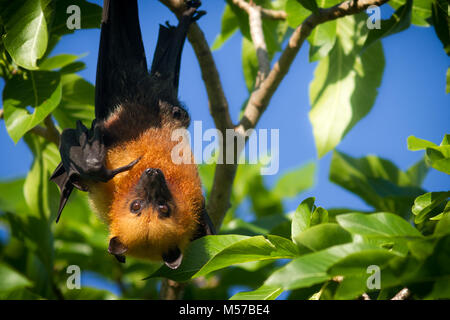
248, 4, 270, 89
361, 293, 371, 300
231, 0, 287, 20
391, 288, 411, 300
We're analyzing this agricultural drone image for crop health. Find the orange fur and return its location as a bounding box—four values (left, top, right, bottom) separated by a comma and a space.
87, 106, 203, 261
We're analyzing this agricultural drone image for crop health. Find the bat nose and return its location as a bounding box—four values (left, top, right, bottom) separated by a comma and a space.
145, 168, 161, 176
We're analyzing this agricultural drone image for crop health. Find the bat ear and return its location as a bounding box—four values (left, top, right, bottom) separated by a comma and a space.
108, 236, 128, 263
201, 209, 216, 236
193, 208, 216, 240
162, 247, 183, 269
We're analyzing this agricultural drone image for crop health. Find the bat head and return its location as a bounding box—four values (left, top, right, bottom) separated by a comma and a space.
104, 135, 209, 269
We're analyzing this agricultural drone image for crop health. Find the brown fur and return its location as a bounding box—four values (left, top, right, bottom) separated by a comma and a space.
87, 103, 203, 261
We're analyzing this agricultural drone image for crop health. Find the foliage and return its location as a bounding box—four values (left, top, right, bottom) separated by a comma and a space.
0, 0, 448, 300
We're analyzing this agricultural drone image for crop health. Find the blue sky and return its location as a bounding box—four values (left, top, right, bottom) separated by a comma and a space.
0, 1, 449, 216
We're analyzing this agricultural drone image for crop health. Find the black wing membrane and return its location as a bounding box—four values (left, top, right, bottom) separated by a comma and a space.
95, 0, 148, 121
150, 2, 205, 95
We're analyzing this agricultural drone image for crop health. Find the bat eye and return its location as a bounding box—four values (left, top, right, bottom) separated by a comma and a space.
130, 200, 143, 214
157, 203, 170, 218
172, 107, 183, 119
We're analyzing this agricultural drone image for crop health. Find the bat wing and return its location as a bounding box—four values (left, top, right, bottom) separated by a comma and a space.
51, 120, 139, 222
95, 0, 148, 121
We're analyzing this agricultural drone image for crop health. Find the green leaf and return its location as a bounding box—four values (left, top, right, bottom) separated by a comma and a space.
147, 235, 251, 281
292, 197, 315, 242
0, 0, 51, 69
407, 135, 437, 150
431, 0, 450, 55
285, 0, 310, 28
408, 135, 450, 175
336, 212, 423, 238
328, 249, 398, 276
19, 135, 60, 276
311, 206, 329, 226
294, 223, 352, 252
306, 0, 340, 61
406, 158, 429, 187
426, 145, 450, 174
329, 249, 399, 299
264, 242, 382, 290
435, 211, 450, 236
363, 0, 413, 50
241, 36, 259, 92
2, 71, 62, 143
389, 0, 432, 27
272, 161, 315, 199
309, 14, 385, 157
38, 53, 80, 70
63, 287, 118, 300
426, 277, 450, 299
230, 285, 283, 300
297, 0, 319, 13
50, 0, 102, 36
0, 263, 33, 293
226, 0, 251, 39
412, 191, 450, 224
193, 235, 298, 278
329, 151, 426, 217
148, 235, 297, 281
211, 4, 239, 51
308, 20, 337, 62
0, 178, 28, 214
52, 74, 95, 129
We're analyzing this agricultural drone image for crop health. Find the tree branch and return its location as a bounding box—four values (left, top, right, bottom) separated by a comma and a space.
30, 116, 60, 145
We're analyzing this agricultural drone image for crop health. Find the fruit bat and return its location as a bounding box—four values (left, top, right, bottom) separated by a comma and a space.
50, 0, 214, 269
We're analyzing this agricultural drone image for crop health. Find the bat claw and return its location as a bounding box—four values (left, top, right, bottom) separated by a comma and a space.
192, 10, 206, 22
186, 0, 201, 9
106, 157, 141, 180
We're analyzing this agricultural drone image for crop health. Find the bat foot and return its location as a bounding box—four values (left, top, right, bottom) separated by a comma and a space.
192, 10, 206, 22
186, 0, 201, 9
